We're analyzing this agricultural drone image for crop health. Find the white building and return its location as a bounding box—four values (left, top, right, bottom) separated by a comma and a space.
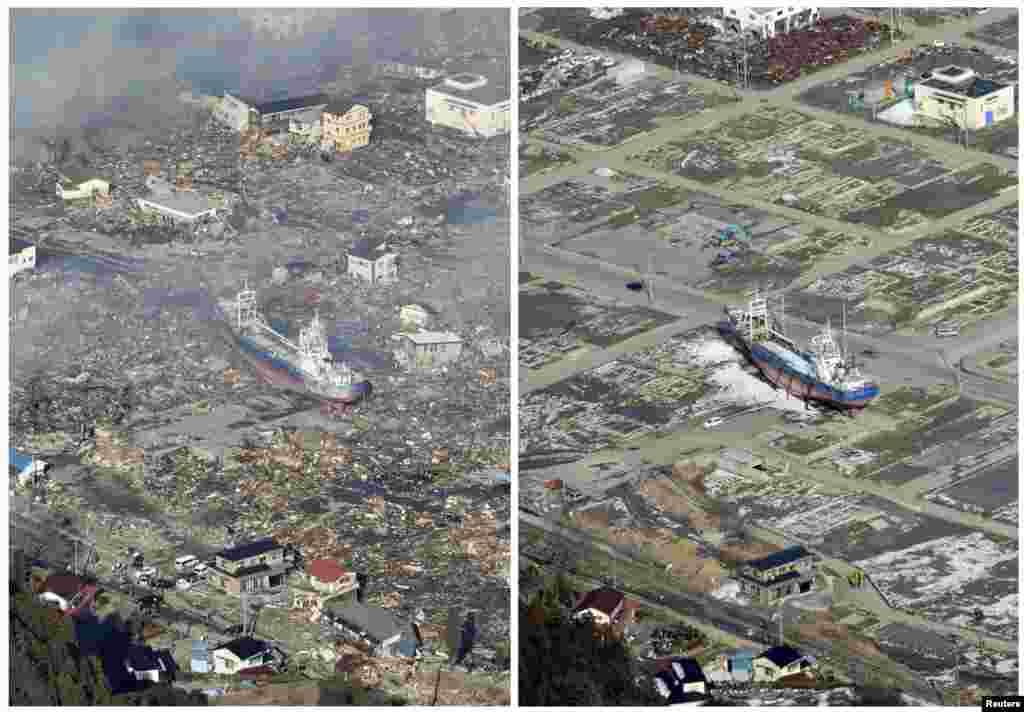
914, 65, 1016, 129
426, 69, 510, 137
135, 190, 221, 225
213, 92, 329, 133
10, 239, 36, 276
397, 331, 464, 370
211, 637, 274, 674
721, 7, 820, 39
56, 174, 110, 201
347, 237, 397, 284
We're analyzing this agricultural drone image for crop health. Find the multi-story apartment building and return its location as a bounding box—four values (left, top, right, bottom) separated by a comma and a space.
321, 101, 372, 152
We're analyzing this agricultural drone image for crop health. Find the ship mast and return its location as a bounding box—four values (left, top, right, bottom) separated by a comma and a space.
842, 300, 847, 366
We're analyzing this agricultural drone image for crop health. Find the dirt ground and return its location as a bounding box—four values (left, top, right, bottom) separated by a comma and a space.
718, 540, 784, 565
410, 671, 512, 706
214, 682, 321, 705
637, 477, 721, 532
577, 520, 723, 594
796, 609, 883, 660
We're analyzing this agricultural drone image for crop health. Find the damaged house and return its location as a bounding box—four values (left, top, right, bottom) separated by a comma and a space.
56, 172, 110, 201
395, 331, 464, 371
208, 539, 288, 596
347, 237, 397, 285
9, 238, 36, 276
324, 601, 404, 657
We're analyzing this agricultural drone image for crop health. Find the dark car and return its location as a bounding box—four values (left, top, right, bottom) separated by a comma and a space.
136, 594, 163, 609
861, 348, 877, 358
626, 280, 645, 291
152, 578, 175, 590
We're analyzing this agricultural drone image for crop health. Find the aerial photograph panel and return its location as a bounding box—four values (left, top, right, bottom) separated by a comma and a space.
10, 8, 511, 706
518, 6, 1018, 707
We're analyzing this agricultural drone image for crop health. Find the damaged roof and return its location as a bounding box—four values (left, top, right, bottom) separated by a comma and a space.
573, 587, 624, 616
214, 636, 271, 661
325, 601, 403, 643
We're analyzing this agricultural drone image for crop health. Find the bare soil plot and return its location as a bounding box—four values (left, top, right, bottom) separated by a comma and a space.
626, 106, 1016, 232
519, 280, 678, 370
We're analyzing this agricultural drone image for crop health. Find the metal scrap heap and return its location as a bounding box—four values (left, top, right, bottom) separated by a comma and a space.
765, 16, 879, 82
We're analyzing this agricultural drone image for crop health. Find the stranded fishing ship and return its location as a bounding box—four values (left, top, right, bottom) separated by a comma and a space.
725, 289, 879, 410
219, 283, 371, 406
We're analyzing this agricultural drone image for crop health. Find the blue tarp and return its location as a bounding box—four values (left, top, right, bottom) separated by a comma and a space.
10, 448, 33, 473
352, 209, 370, 224
270, 207, 287, 224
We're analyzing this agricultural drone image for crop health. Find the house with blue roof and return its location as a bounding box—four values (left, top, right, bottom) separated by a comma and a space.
653, 656, 711, 705
10, 448, 46, 488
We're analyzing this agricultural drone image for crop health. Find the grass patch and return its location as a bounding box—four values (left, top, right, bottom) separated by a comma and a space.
985, 354, 1014, 370
782, 434, 837, 456
522, 148, 576, 177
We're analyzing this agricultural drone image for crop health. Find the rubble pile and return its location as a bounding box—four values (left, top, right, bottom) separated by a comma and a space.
273, 525, 352, 562
91, 425, 144, 469
447, 507, 509, 578
381, 560, 424, 576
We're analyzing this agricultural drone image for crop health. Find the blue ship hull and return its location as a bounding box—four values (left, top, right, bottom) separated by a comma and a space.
747, 341, 879, 409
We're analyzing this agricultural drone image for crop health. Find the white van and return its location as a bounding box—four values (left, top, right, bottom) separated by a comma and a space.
175, 555, 198, 573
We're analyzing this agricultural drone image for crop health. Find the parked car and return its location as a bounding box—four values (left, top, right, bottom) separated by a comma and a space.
176, 578, 191, 591
703, 416, 724, 429
192, 562, 209, 576
932, 40, 946, 47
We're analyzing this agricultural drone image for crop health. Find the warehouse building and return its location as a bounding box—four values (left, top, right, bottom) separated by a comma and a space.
914, 65, 1016, 130
721, 6, 820, 40
425, 68, 510, 137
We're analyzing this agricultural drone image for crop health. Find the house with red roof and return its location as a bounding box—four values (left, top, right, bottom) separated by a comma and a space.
291, 559, 359, 619
572, 587, 626, 626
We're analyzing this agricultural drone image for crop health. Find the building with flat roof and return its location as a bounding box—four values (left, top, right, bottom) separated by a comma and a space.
425, 66, 510, 137
914, 65, 1015, 129
397, 330, 464, 371
321, 101, 372, 153
721, 7, 820, 39
135, 190, 221, 225
739, 545, 816, 605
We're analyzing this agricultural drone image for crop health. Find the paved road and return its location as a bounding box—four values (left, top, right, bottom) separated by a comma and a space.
959, 367, 1018, 406
523, 511, 1016, 653
521, 243, 955, 392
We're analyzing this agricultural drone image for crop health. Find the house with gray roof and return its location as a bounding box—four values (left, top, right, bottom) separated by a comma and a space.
324, 601, 404, 657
